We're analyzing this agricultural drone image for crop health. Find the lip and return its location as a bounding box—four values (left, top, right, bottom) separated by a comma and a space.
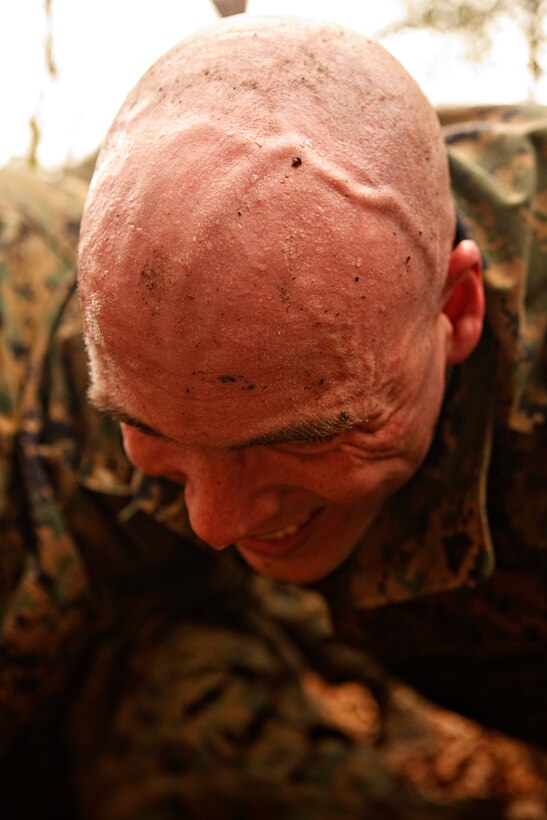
235, 507, 324, 557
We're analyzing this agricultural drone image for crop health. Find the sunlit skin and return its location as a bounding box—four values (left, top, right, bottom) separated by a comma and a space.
79, 16, 485, 584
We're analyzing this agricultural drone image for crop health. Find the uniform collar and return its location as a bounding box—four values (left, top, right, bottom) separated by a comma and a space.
316, 326, 497, 609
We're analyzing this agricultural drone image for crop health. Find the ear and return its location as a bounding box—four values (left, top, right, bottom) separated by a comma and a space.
442, 239, 485, 365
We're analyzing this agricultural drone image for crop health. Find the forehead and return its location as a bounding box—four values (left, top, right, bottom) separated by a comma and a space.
89, 319, 413, 449
88, 253, 421, 448
82, 143, 429, 443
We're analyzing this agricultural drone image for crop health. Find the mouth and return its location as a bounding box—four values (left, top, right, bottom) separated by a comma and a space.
235, 508, 324, 557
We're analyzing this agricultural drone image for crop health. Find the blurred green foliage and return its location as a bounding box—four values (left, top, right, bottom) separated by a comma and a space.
379, 0, 547, 96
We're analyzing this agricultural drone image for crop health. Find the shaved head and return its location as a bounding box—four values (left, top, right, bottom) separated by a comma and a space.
79, 15, 454, 373
77, 16, 476, 583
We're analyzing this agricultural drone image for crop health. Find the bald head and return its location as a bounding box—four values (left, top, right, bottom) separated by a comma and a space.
79, 15, 454, 360
77, 16, 481, 582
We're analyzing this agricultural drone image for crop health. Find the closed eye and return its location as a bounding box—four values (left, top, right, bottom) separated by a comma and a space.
274, 432, 340, 453
294, 433, 337, 446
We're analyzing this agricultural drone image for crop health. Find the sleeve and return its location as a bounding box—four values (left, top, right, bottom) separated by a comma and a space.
65, 589, 546, 820
444, 106, 547, 554
0, 167, 91, 760
0, 167, 86, 569
442, 104, 547, 436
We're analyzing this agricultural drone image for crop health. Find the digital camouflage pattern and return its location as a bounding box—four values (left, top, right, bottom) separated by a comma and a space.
0, 108, 546, 819
319, 104, 547, 746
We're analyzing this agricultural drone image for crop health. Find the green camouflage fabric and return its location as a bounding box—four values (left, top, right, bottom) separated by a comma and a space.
318, 104, 547, 747
0, 104, 546, 820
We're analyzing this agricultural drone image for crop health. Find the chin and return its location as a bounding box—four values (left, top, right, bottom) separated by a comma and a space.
234, 501, 382, 584
235, 533, 359, 585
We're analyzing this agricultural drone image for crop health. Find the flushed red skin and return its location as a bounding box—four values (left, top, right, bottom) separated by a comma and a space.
79, 16, 484, 583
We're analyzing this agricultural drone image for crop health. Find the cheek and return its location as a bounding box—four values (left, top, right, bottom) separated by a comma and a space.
332, 460, 413, 504
278, 449, 416, 505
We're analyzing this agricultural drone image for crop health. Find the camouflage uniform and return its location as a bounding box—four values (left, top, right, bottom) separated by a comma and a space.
318, 103, 547, 745
0, 108, 546, 819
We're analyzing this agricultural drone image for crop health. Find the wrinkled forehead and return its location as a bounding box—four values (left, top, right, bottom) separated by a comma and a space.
81, 152, 427, 436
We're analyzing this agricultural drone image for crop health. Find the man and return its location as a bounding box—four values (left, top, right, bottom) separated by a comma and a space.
80, 16, 482, 585
79, 13, 546, 736
1, 14, 546, 820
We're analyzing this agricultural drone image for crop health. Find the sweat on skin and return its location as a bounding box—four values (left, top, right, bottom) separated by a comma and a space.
78, 15, 484, 584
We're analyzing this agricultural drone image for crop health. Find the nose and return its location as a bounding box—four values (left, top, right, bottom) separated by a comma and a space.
182, 449, 281, 549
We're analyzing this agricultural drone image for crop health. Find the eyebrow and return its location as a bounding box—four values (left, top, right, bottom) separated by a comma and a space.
88, 391, 176, 442
234, 411, 361, 449
89, 390, 361, 450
